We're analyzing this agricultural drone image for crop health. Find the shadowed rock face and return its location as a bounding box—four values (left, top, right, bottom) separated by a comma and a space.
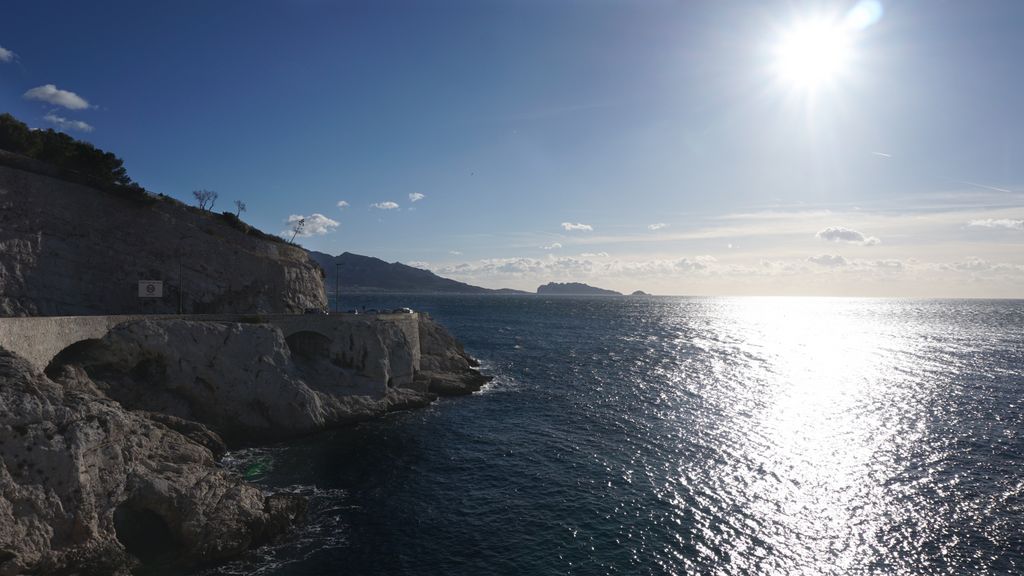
0, 164, 326, 317
416, 313, 493, 395
0, 315, 487, 574
48, 319, 434, 444
0, 349, 305, 576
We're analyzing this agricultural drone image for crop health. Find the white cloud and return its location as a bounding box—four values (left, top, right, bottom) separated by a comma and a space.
807, 254, 848, 267
0, 46, 15, 63
408, 192, 425, 202
337, 200, 349, 209
967, 218, 1023, 230
543, 242, 562, 250
23, 84, 91, 110
648, 223, 668, 231
816, 227, 880, 246
282, 213, 339, 237
406, 261, 431, 269
43, 114, 94, 133
561, 222, 593, 231
436, 253, 719, 281
449, 250, 462, 256
371, 201, 400, 210
944, 259, 1024, 274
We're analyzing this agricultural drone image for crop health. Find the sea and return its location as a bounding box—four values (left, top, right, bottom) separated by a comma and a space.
196, 295, 1024, 575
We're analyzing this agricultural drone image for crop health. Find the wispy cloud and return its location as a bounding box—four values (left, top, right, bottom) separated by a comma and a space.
816, 226, 880, 246
406, 261, 430, 269
0, 45, 15, 63
449, 250, 462, 256
807, 254, 848, 267
371, 201, 400, 210
23, 84, 91, 110
872, 151, 892, 159
282, 213, 339, 237
43, 113, 94, 133
955, 180, 1014, 194
561, 222, 593, 231
967, 218, 1023, 230
408, 192, 425, 203
337, 200, 349, 209
648, 223, 668, 231
543, 242, 562, 250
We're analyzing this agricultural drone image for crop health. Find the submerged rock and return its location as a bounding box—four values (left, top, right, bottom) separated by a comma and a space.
0, 349, 304, 575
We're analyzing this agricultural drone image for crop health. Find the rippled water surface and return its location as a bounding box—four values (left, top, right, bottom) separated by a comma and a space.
202, 296, 1024, 575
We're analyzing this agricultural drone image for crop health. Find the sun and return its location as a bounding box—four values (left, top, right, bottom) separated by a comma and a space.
772, 19, 854, 92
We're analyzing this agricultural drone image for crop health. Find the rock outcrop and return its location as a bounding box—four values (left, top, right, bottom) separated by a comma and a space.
0, 162, 326, 317
47, 318, 436, 444
0, 349, 305, 576
416, 313, 493, 395
0, 313, 488, 573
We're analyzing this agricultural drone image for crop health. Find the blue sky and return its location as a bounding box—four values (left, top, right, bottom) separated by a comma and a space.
2, 0, 1022, 296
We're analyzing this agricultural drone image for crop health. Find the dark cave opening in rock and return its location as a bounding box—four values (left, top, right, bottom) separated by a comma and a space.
113, 503, 180, 564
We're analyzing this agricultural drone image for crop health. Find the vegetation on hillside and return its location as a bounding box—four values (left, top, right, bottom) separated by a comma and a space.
0, 112, 146, 197
0, 112, 286, 244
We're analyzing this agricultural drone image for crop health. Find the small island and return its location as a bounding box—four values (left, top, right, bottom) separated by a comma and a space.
536, 282, 622, 296
631, 290, 650, 296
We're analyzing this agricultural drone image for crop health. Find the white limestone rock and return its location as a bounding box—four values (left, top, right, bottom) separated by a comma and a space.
57, 319, 433, 442
0, 164, 325, 317
0, 349, 304, 576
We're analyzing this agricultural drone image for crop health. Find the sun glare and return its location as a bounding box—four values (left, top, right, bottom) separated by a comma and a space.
773, 19, 853, 91
770, 1, 882, 96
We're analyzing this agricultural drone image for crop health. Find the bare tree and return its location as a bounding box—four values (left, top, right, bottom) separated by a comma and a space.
234, 200, 246, 217
192, 189, 218, 211
288, 218, 305, 244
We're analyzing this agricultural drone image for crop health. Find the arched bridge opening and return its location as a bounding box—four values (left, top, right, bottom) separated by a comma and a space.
44, 338, 106, 380
284, 330, 332, 361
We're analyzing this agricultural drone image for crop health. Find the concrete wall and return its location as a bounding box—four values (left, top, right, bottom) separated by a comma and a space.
0, 313, 420, 373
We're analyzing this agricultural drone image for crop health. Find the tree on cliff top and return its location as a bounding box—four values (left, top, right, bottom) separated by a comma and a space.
0, 113, 132, 189
193, 189, 218, 211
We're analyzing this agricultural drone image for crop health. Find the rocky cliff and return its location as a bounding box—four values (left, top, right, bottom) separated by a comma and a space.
0, 314, 489, 574
0, 159, 326, 316
51, 318, 434, 443
0, 348, 305, 576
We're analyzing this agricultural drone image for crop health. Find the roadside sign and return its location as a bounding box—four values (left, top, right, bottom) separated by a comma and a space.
138, 280, 163, 298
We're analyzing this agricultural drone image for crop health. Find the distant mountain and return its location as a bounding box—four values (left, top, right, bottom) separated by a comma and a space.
309, 251, 527, 294
536, 282, 622, 296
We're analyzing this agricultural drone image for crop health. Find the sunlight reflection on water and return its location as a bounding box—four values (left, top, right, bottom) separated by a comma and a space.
669, 298, 1020, 574
200, 296, 1023, 576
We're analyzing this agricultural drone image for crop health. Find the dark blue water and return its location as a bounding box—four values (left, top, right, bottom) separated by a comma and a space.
205, 296, 1024, 575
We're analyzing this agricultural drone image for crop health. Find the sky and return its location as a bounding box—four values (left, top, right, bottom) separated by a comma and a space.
2, 0, 1022, 297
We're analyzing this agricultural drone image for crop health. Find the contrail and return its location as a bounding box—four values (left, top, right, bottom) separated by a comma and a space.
955, 180, 1014, 194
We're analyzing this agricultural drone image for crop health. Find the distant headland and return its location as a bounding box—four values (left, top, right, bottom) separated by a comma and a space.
536, 282, 622, 296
